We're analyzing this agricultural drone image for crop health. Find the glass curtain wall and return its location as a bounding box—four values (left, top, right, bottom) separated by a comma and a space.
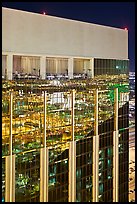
2, 79, 44, 202
48, 145, 69, 202
94, 58, 129, 202
12, 81, 44, 153
75, 90, 94, 202
15, 149, 40, 202
98, 90, 114, 202
2, 56, 129, 202
76, 137, 93, 202
46, 91, 72, 146
118, 93, 129, 202
2, 84, 10, 156
75, 90, 94, 140
94, 59, 129, 76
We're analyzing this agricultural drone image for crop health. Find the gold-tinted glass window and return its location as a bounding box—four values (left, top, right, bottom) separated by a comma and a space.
15, 149, 40, 202
48, 145, 69, 202
76, 137, 93, 202
75, 90, 94, 140
2, 83, 10, 156
46, 91, 72, 146
12, 83, 44, 154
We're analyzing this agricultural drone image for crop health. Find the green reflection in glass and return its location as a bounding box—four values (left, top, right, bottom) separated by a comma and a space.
99, 183, 103, 194
108, 83, 129, 103
107, 159, 111, 166
107, 147, 112, 156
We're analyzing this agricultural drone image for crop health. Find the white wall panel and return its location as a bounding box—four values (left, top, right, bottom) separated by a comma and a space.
2, 7, 128, 59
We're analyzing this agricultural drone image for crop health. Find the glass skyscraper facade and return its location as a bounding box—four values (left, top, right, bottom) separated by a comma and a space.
2, 57, 129, 202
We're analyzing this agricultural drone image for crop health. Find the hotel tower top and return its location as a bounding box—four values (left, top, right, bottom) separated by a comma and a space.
2, 6, 129, 203
2, 7, 128, 60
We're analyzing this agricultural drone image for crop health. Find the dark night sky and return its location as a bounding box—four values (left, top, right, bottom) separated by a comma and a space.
2, 2, 135, 71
